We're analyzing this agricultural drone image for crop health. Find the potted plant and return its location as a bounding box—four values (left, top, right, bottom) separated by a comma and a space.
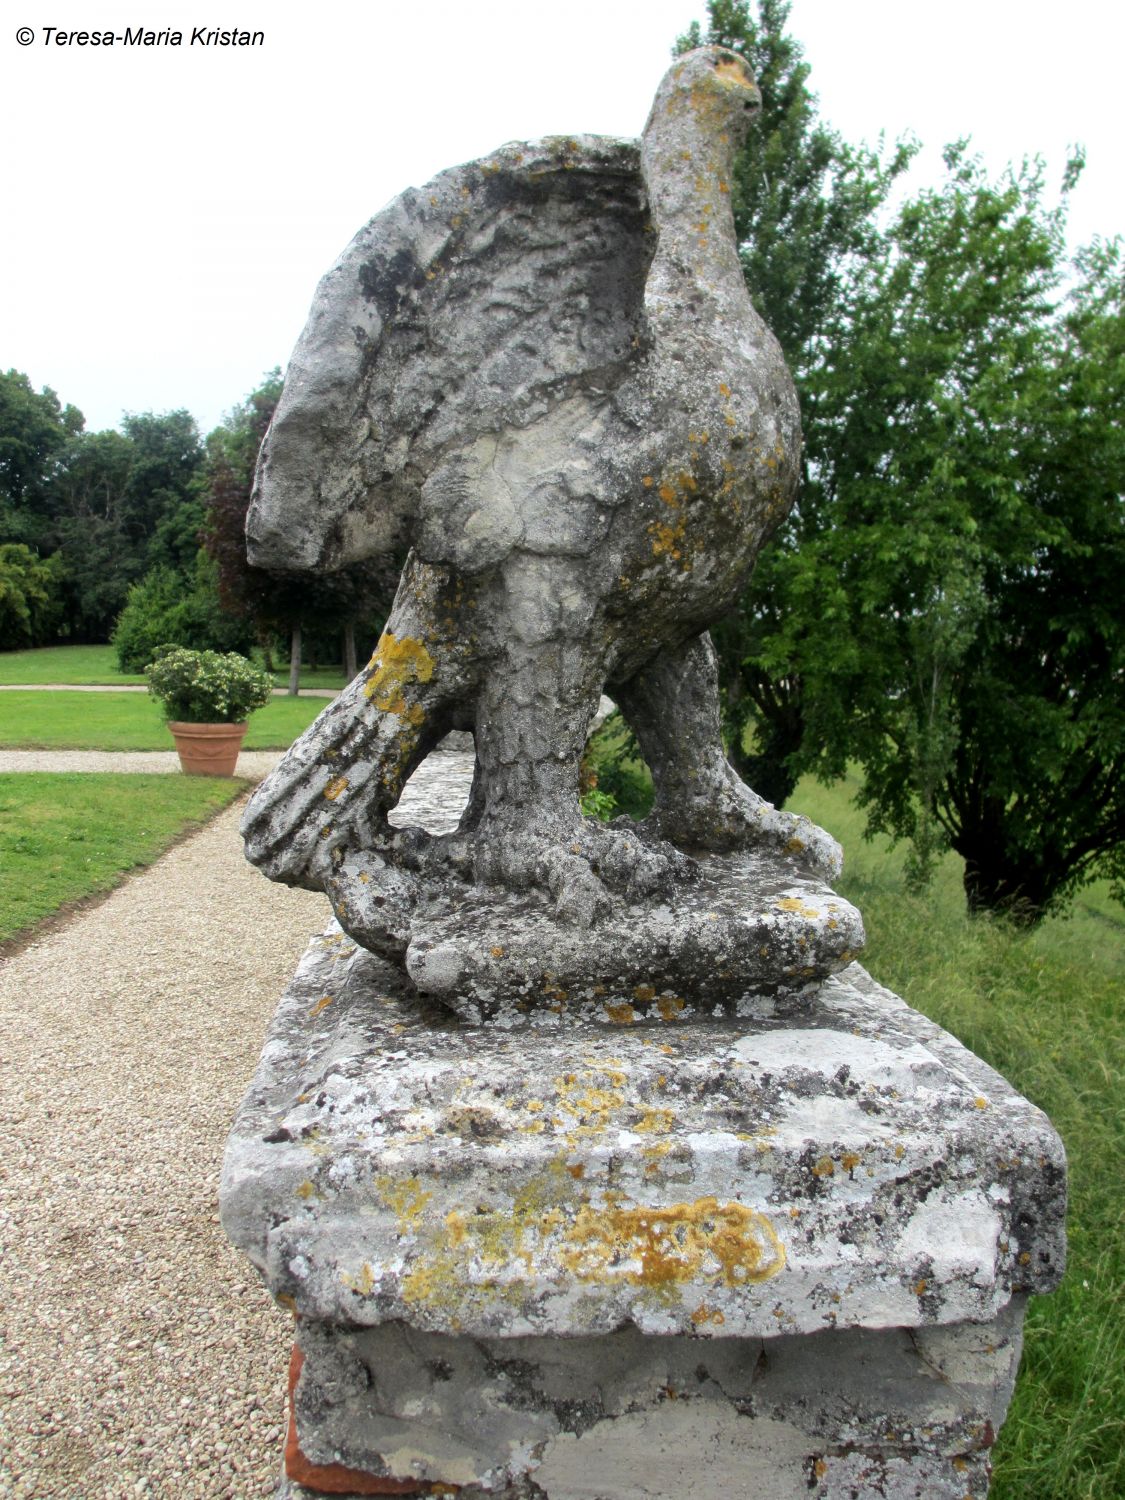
145, 646, 274, 776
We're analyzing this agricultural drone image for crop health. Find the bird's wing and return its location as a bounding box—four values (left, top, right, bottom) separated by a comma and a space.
253, 136, 649, 571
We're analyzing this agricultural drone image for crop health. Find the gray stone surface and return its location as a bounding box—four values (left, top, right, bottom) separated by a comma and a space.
220, 934, 1065, 1345
291, 736, 864, 1023
239, 47, 848, 995
280, 1301, 1024, 1498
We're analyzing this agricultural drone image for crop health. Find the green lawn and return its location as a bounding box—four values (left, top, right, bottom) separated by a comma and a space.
0, 643, 351, 691
0, 773, 246, 945
0, 689, 326, 750
0, 644, 146, 684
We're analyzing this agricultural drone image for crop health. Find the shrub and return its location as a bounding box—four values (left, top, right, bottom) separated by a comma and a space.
112, 554, 254, 672
582, 712, 654, 821
145, 647, 273, 723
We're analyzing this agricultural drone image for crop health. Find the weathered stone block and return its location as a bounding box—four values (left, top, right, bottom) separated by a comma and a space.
277, 1300, 1024, 1498
222, 931, 1064, 1498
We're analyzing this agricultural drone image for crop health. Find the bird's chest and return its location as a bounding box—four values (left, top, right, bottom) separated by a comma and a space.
625, 408, 790, 581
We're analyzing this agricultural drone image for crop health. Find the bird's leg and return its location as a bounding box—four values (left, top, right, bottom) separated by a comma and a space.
470, 641, 690, 925
615, 632, 842, 881
240, 555, 476, 892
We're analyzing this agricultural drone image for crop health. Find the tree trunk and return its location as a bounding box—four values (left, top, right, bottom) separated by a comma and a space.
343, 621, 358, 681
961, 857, 1051, 927
288, 624, 302, 696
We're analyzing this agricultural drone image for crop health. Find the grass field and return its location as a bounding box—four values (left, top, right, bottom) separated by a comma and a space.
0, 773, 246, 945
0, 689, 326, 750
0, 644, 146, 684
0, 643, 350, 691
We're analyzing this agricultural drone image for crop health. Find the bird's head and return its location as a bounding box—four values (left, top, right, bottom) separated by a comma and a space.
647, 46, 762, 151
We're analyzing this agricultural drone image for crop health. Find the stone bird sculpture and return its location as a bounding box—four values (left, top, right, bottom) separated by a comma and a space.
241, 47, 845, 975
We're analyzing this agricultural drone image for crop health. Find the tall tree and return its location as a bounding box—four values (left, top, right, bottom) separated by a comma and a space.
50, 429, 137, 639
0, 543, 64, 648
118, 409, 204, 558
676, 2, 1123, 921
0, 371, 84, 549
740, 142, 1123, 920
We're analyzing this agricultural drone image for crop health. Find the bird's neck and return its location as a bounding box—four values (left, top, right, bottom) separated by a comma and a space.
641, 96, 747, 317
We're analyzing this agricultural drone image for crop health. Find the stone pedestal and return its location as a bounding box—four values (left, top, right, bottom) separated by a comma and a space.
221, 931, 1065, 1499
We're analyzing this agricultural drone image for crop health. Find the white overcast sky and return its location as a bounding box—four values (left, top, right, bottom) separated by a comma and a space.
3, 0, 1121, 436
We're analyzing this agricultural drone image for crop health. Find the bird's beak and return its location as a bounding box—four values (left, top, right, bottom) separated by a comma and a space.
714, 57, 761, 111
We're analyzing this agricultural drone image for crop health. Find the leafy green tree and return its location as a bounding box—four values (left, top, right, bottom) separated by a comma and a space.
0, 371, 83, 548
49, 410, 206, 641
675, 0, 913, 803
118, 409, 203, 550
111, 553, 255, 672
675, 3, 1123, 922
49, 429, 137, 639
0, 543, 64, 648
744, 143, 1122, 921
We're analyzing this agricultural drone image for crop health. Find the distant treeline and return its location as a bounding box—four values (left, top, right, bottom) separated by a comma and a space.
0, 368, 397, 678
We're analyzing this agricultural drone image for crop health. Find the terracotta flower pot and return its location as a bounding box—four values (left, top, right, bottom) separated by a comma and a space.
168, 721, 248, 776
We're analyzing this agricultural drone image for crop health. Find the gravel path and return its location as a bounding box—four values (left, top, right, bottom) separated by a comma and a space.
0, 751, 474, 1498
0, 687, 337, 697
0, 751, 287, 778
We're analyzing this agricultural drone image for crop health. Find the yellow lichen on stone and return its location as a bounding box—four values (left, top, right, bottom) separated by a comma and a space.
650, 520, 684, 559
604, 1002, 638, 1025
445, 1209, 466, 1247
342, 1262, 376, 1296
308, 995, 333, 1018
775, 897, 820, 918
323, 775, 349, 802
375, 1175, 433, 1231
561, 1197, 785, 1289
363, 632, 436, 716
551, 1069, 626, 1137
656, 994, 685, 1020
